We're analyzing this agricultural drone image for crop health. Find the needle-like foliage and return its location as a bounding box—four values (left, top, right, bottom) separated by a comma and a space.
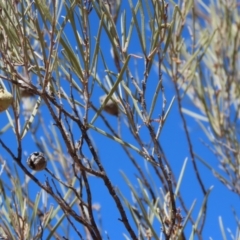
0, 0, 239, 239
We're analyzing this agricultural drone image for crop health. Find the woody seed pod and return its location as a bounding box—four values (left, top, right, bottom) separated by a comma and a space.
99, 95, 119, 116
27, 152, 47, 171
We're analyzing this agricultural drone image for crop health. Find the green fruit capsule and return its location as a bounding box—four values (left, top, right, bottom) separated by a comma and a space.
0, 88, 13, 112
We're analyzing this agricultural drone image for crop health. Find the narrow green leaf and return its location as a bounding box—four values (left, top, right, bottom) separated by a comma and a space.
128, 0, 146, 55
21, 96, 42, 139
175, 157, 188, 197
219, 216, 227, 240
90, 55, 131, 124
190, 186, 213, 239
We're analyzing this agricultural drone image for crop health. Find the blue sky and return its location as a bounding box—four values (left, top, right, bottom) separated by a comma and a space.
0, 1, 239, 239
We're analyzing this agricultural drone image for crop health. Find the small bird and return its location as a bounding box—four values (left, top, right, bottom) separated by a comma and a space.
99, 94, 119, 116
